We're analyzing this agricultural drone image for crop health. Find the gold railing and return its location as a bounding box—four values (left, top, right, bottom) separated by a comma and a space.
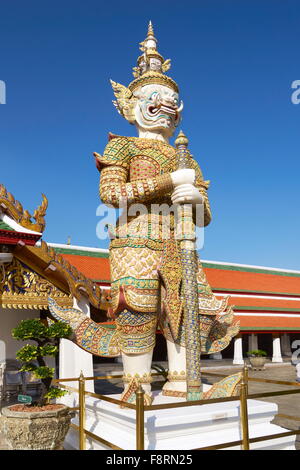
53, 367, 300, 451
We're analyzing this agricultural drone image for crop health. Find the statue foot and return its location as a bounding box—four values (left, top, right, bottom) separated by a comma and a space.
120, 351, 154, 406
120, 375, 153, 407
162, 371, 187, 398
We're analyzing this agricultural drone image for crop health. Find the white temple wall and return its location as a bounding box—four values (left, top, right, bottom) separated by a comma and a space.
0, 307, 37, 360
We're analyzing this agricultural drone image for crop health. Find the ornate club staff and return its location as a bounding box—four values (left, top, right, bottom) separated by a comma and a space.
175, 131, 202, 401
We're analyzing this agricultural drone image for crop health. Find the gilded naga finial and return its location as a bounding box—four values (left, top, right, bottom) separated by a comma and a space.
0, 184, 48, 233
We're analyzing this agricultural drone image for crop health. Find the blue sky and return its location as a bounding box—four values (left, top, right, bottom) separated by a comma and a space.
0, 0, 300, 269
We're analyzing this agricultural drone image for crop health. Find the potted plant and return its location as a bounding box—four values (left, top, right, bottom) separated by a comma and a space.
0, 318, 74, 450
247, 349, 267, 370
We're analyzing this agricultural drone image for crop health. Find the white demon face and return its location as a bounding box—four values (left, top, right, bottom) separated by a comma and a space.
133, 84, 183, 137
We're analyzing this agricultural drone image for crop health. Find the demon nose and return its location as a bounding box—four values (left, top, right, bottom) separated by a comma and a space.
165, 96, 174, 106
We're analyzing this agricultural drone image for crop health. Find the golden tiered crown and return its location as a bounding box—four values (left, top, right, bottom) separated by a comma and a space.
128, 21, 179, 93
110, 22, 179, 122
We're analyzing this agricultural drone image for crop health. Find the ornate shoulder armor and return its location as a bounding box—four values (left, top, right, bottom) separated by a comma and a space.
95, 135, 131, 170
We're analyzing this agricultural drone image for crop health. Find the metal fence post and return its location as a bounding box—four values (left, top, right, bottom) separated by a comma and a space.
79, 371, 86, 450
240, 366, 250, 450
136, 386, 145, 450
244, 364, 249, 395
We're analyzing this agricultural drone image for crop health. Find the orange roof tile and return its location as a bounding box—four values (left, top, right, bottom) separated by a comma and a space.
60, 253, 110, 283
222, 296, 300, 310
205, 267, 300, 295
236, 314, 300, 330
51, 245, 300, 331
58, 252, 300, 296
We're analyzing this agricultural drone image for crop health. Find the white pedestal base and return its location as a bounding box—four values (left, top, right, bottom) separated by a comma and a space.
64, 389, 295, 451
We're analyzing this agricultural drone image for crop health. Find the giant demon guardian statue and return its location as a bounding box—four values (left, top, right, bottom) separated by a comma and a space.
49, 23, 240, 405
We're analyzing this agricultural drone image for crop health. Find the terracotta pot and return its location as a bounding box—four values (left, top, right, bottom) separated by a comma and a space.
249, 356, 266, 370
0, 405, 74, 450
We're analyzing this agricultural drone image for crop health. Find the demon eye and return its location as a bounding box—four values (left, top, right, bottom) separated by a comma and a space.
149, 91, 160, 103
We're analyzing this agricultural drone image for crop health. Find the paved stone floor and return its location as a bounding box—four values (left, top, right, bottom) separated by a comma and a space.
1, 360, 300, 450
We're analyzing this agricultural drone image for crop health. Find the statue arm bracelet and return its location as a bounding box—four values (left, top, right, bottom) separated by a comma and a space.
99, 166, 174, 207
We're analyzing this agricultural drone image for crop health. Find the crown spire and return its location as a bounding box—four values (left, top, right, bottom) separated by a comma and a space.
147, 20, 154, 38
130, 22, 177, 92
139, 20, 157, 53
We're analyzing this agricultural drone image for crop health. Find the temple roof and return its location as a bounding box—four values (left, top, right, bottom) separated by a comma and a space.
0, 186, 110, 309
43, 242, 110, 284
0, 219, 13, 231
12, 241, 110, 310
43, 242, 300, 332
47, 242, 300, 294
0, 212, 42, 246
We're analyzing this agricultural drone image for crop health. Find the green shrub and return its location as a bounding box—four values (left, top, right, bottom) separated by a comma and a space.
12, 318, 72, 406
247, 349, 267, 357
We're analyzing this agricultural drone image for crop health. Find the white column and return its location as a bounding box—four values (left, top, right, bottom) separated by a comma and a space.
59, 297, 94, 407
0, 340, 5, 362
272, 334, 283, 363
0, 340, 5, 400
249, 334, 258, 351
281, 333, 292, 357
233, 335, 244, 365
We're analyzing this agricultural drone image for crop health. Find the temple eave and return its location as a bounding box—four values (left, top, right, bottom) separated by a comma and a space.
0, 229, 41, 246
